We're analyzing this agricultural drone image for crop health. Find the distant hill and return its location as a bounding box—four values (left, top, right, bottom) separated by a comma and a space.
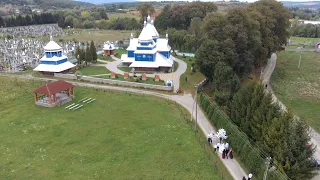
0, 0, 94, 8
281, 1, 320, 9
73, 0, 136, 4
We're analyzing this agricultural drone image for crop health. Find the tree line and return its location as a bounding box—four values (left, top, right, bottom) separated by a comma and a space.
230, 82, 316, 179
290, 21, 320, 38
191, 0, 316, 179
75, 41, 97, 66
0, 13, 60, 27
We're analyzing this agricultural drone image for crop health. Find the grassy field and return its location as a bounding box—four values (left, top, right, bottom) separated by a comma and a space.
0, 76, 224, 179
78, 66, 110, 76
108, 12, 140, 20
178, 56, 206, 93
271, 51, 320, 132
39, 30, 131, 44
97, 54, 114, 62
290, 36, 318, 44
99, 74, 165, 86
286, 45, 315, 49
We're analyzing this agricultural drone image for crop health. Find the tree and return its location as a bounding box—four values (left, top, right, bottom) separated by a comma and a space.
195, 40, 224, 79
90, 41, 97, 63
154, 5, 171, 31
137, 3, 155, 21
85, 43, 91, 66
99, 9, 109, 20
75, 46, 82, 65
188, 17, 203, 39
248, 0, 292, 67
81, 11, 90, 19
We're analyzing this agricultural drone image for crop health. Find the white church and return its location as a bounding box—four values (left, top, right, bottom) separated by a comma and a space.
33, 36, 75, 76
121, 15, 173, 72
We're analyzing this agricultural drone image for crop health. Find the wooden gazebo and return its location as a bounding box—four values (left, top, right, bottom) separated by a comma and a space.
34, 80, 75, 107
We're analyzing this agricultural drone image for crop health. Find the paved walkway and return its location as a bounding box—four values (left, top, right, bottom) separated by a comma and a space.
263, 53, 320, 179
1, 73, 247, 179
108, 55, 187, 92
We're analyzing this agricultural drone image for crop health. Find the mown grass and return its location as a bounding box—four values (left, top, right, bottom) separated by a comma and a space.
78, 66, 110, 76
290, 36, 318, 44
115, 49, 127, 59
0, 76, 223, 179
99, 74, 165, 86
97, 54, 114, 62
271, 51, 320, 132
178, 56, 206, 93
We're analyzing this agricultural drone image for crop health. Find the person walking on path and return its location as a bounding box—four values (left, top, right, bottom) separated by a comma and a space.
229, 148, 233, 159
248, 173, 253, 180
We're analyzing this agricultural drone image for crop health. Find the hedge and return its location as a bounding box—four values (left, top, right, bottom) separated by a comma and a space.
200, 93, 288, 180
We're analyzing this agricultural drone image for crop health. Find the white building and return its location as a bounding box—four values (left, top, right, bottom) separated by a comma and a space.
33, 36, 75, 75
121, 15, 173, 72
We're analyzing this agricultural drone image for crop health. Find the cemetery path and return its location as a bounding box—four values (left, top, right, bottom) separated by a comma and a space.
2, 73, 247, 179
109, 55, 187, 92
263, 53, 320, 180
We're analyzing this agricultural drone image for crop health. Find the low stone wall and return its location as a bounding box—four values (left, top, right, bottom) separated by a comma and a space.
54, 73, 77, 80
54, 73, 172, 91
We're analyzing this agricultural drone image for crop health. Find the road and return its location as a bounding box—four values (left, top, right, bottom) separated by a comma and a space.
263, 53, 320, 179
1, 73, 247, 180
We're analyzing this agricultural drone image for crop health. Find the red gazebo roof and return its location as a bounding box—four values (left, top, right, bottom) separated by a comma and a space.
34, 80, 74, 96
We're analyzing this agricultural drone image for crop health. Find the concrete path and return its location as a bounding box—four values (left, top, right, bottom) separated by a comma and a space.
109, 55, 187, 92
263, 53, 320, 179
1, 73, 247, 180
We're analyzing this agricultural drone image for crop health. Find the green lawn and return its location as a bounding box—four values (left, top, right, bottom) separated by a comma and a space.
39, 30, 131, 44
118, 66, 131, 72
99, 74, 165, 86
78, 66, 110, 76
0, 77, 223, 179
286, 45, 315, 49
290, 36, 318, 44
178, 56, 206, 93
97, 54, 114, 62
271, 51, 320, 132
115, 49, 127, 59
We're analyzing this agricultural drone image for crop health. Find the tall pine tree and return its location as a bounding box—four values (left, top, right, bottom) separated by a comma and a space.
90, 40, 97, 63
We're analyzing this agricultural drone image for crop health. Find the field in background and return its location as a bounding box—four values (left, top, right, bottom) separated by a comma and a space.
39, 30, 131, 44
271, 51, 320, 132
289, 36, 318, 45
0, 76, 223, 179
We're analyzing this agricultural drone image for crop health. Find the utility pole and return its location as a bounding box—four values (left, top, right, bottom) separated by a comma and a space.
263, 157, 271, 180
298, 47, 302, 68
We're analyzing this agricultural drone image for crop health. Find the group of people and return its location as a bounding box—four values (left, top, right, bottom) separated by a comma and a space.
207, 131, 233, 159
243, 173, 253, 180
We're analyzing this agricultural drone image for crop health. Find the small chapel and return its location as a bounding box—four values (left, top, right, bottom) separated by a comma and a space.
33, 36, 75, 76
103, 41, 116, 56
121, 15, 173, 72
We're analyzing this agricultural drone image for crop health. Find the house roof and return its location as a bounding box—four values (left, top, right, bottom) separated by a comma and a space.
33, 61, 75, 72
44, 40, 62, 51
34, 80, 74, 96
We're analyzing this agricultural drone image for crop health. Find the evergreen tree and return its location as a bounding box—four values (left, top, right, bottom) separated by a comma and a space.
75, 46, 82, 65
85, 43, 91, 66
90, 41, 97, 63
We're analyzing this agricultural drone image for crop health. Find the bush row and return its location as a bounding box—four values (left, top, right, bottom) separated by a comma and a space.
199, 93, 286, 180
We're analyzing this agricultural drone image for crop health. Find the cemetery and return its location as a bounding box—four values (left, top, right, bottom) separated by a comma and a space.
0, 76, 221, 179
